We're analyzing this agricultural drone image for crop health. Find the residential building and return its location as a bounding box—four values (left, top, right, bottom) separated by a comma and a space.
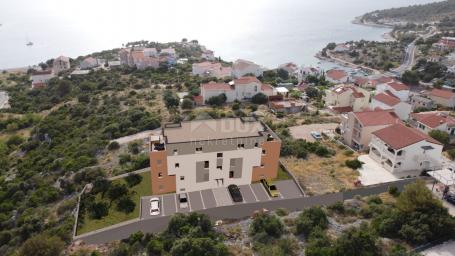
353, 77, 377, 89
298, 66, 321, 82
149, 118, 281, 194
369, 124, 443, 174
31, 70, 55, 89
434, 37, 455, 50
409, 111, 455, 143
53, 56, 71, 74
160, 47, 176, 58
279, 62, 299, 77
340, 109, 400, 151
143, 48, 158, 57
429, 88, 455, 107
200, 77, 276, 104
80, 57, 99, 70
371, 92, 412, 120
409, 94, 434, 110
324, 84, 370, 112
333, 43, 350, 52
375, 81, 410, 102
201, 50, 215, 60
326, 69, 349, 84
232, 59, 263, 78
269, 100, 306, 114
192, 62, 232, 78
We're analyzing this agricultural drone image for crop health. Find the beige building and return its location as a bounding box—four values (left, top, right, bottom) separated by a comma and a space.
149, 118, 281, 194
324, 84, 371, 112
53, 56, 71, 74
429, 89, 455, 108
341, 109, 400, 151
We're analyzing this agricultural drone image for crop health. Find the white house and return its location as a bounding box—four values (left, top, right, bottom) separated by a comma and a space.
232, 59, 263, 78
53, 56, 71, 74
201, 50, 215, 60
326, 69, 349, 84
429, 89, 455, 108
160, 48, 176, 58
298, 66, 321, 82
31, 70, 55, 89
409, 111, 455, 143
369, 123, 443, 174
371, 92, 412, 120
143, 48, 158, 57
324, 84, 370, 112
333, 43, 350, 52
200, 76, 276, 104
192, 62, 232, 78
279, 62, 299, 77
375, 81, 410, 102
80, 57, 99, 70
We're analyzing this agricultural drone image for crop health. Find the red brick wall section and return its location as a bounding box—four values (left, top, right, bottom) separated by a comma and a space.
252, 140, 281, 182
150, 151, 176, 195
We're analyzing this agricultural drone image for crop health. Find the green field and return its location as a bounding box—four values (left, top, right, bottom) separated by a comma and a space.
77, 171, 151, 235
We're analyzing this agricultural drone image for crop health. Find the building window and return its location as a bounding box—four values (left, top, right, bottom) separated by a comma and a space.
204, 161, 209, 168
175, 163, 180, 168
196, 147, 203, 152
229, 171, 234, 178
254, 142, 259, 147
262, 149, 266, 155
159, 185, 164, 190
254, 86, 257, 92
173, 149, 178, 155
217, 165, 222, 170
158, 172, 163, 178
237, 144, 245, 149
180, 176, 184, 180
180, 188, 185, 192
217, 153, 223, 158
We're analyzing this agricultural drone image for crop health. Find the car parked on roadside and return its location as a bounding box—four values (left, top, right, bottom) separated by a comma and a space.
310, 131, 322, 140
261, 179, 280, 197
445, 193, 455, 205
179, 193, 189, 209
228, 184, 243, 202
150, 197, 160, 216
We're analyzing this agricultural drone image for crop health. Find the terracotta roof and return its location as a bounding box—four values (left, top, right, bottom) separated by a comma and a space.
332, 106, 353, 113
387, 81, 409, 91
233, 59, 259, 70
234, 76, 261, 85
193, 95, 204, 105
201, 81, 232, 91
430, 88, 455, 99
32, 70, 53, 75
373, 123, 442, 149
375, 76, 394, 84
354, 109, 400, 126
410, 112, 455, 128
261, 83, 274, 91
373, 93, 401, 107
326, 69, 348, 81
332, 85, 365, 98
270, 100, 305, 109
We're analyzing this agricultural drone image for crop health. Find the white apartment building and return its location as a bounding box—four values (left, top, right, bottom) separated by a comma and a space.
369, 124, 443, 174
409, 111, 455, 143
149, 118, 281, 194
324, 84, 371, 112
232, 59, 263, 78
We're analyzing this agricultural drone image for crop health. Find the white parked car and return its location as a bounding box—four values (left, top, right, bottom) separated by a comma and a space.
179, 193, 189, 209
150, 197, 160, 216
310, 131, 322, 140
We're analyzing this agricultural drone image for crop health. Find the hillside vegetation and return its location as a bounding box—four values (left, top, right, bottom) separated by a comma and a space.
361, 0, 455, 24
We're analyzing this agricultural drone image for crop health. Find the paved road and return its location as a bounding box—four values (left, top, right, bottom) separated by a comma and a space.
75, 179, 415, 244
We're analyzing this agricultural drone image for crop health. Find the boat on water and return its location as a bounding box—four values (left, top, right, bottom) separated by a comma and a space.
26, 41, 33, 46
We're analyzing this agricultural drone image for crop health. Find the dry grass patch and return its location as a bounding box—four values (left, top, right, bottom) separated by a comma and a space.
282, 142, 359, 195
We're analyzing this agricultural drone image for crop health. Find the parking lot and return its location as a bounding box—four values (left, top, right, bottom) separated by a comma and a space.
141, 180, 303, 219
289, 123, 339, 142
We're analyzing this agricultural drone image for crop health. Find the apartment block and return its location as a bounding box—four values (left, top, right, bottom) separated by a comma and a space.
149, 118, 281, 194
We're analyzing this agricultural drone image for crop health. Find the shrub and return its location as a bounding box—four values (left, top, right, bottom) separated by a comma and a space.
232, 102, 240, 111
88, 201, 109, 219
328, 201, 345, 214
345, 159, 363, 170
181, 98, 194, 109
388, 186, 400, 197
116, 196, 136, 213
251, 93, 268, 104
108, 141, 120, 151
429, 130, 449, 145
276, 208, 289, 217
250, 213, 284, 239
125, 173, 143, 187
295, 207, 328, 236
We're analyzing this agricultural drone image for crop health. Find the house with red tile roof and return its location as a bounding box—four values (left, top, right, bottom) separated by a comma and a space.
201, 50, 215, 60
30, 70, 55, 89
269, 100, 306, 114
352, 77, 377, 89
376, 81, 410, 102
409, 111, 455, 143
80, 57, 100, 70
429, 88, 455, 107
53, 56, 71, 74
370, 92, 412, 120
340, 109, 400, 151
326, 69, 349, 84
278, 62, 299, 77
324, 84, 371, 112
369, 123, 443, 174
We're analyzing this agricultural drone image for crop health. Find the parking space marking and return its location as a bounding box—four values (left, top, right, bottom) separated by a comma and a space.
238, 185, 256, 203
212, 187, 233, 206
161, 196, 165, 216
174, 194, 178, 212
249, 185, 259, 201
187, 193, 193, 212
199, 191, 206, 209
259, 183, 272, 200
251, 183, 269, 201
201, 189, 217, 208
188, 191, 204, 211
212, 190, 219, 206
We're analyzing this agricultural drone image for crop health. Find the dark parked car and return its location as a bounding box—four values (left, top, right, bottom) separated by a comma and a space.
228, 184, 243, 202
445, 194, 455, 205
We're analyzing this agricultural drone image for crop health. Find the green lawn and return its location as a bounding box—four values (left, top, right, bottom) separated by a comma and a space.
77, 171, 151, 235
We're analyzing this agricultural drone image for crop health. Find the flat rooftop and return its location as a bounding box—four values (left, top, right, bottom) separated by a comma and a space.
163, 118, 266, 143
